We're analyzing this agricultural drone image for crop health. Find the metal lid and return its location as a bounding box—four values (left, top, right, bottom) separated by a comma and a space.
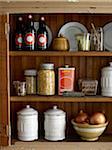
44, 105, 65, 116
24, 69, 37, 76
40, 63, 54, 70
17, 105, 38, 116
102, 62, 112, 72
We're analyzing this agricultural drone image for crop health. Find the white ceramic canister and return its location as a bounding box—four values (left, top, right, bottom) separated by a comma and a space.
17, 105, 38, 141
44, 105, 66, 141
101, 62, 112, 96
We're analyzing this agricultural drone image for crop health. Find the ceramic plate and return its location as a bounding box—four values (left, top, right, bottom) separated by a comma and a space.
103, 22, 112, 51
58, 22, 88, 51
34, 22, 52, 47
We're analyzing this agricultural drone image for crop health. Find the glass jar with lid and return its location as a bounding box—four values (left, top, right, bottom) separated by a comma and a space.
37, 63, 55, 95
24, 69, 37, 95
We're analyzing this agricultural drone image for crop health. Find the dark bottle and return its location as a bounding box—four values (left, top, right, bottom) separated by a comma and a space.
24, 14, 36, 50
15, 16, 23, 50
37, 16, 48, 50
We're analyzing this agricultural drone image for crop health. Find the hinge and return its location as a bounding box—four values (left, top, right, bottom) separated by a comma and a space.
5, 23, 10, 36
6, 125, 11, 137
0, 124, 2, 134
0, 124, 11, 137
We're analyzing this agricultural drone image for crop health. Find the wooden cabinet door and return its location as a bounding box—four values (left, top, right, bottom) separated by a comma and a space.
0, 14, 10, 146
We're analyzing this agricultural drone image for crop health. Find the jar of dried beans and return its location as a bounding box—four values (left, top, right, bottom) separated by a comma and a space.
37, 63, 55, 95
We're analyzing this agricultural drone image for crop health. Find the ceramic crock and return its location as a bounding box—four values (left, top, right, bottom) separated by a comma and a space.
44, 105, 66, 141
52, 35, 69, 51
101, 62, 112, 96
17, 105, 38, 141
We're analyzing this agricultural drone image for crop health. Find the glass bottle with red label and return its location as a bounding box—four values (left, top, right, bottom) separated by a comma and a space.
15, 16, 23, 50
37, 16, 48, 50
24, 14, 36, 50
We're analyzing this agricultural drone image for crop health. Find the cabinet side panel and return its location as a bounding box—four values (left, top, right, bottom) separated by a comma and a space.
0, 14, 9, 146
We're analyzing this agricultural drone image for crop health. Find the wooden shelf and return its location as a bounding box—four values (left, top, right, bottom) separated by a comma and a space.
1, 1, 112, 14
12, 134, 112, 145
10, 95, 112, 102
9, 51, 112, 57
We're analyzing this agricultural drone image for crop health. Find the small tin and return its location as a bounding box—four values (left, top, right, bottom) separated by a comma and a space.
58, 65, 75, 95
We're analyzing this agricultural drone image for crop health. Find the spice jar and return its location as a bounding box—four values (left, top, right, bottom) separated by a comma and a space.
37, 63, 55, 95
24, 69, 37, 95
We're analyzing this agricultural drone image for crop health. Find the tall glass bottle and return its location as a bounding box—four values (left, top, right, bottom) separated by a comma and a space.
24, 14, 36, 50
37, 16, 48, 50
15, 16, 23, 50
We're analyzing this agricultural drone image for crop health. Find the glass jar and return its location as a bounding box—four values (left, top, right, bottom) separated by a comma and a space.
24, 69, 37, 95
37, 63, 55, 95
90, 27, 103, 51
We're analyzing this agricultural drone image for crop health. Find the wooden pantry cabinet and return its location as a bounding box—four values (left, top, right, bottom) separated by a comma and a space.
1, 0, 112, 146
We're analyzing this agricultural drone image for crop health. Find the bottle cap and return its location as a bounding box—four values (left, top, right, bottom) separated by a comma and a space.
28, 15, 32, 19
18, 17, 23, 21
41, 16, 45, 21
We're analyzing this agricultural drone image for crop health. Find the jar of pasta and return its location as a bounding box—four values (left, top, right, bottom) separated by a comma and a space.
37, 63, 55, 95
24, 69, 37, 95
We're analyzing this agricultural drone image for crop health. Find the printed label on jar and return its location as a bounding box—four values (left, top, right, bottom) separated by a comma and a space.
25, 33, 35, 45
37, 34, 47, 46
15, 33, 22, 46
58, 68, 75, 95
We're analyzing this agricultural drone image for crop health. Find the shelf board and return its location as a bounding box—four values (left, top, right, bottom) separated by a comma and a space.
1, 1, 112, 14
12, 135, 112, 145
10, 95, 112, 102
9, 51, 112, 57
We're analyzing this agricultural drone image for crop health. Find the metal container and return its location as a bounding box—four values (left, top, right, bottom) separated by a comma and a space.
17, 105, 38, 141
44, 106, 66, 141
101, 62, 112, 96
37, 63, 55, 95
58, 65, 75, 95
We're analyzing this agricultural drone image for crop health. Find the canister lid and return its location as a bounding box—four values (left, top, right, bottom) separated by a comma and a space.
44, 105, 65, 116
102, 62, 112, 72
40, 63, 54, 70
24, 69, 37, 76
17, 105, 38, 116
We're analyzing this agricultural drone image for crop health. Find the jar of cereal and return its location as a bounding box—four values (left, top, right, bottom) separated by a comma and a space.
37, 63, 55, 95
24, 69, 37, 95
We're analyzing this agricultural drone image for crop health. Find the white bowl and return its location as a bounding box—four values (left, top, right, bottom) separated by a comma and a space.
71, 119, 108, 141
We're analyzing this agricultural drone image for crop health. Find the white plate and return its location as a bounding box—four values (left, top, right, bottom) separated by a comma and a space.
58, 22, 88, 51
34, 22, 52, 47
103, 22, 112, 51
